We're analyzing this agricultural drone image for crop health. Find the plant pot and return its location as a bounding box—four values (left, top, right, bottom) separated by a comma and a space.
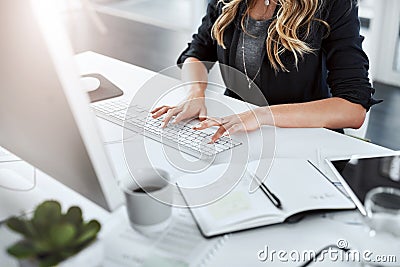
18, 258, 39, 267
17, 241, 102, 267
59, 240, 103, 267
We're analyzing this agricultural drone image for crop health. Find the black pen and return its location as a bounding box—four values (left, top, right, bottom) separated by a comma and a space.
254, 174, 282, 209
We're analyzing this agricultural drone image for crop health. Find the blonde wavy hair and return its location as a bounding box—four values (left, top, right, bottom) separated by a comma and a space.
211, 0, 329, 72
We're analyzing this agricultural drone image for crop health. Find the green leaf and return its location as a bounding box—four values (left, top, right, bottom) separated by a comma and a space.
62, 206, 83, 226
6, 217, 26, 234
33, 201, 62, 228
6, 217, 36, 238
7, 240, 37, 259
49, 223, 76, 247
75, 220, 101, 245
32, 240, 52, 253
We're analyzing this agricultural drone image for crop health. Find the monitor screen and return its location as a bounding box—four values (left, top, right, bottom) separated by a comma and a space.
0, 0, 123, 219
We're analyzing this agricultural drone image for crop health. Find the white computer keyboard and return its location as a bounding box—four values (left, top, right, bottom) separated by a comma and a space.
91, 100, 242, 158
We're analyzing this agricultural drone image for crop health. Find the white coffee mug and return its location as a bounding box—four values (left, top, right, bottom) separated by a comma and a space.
120, 168, 173, 235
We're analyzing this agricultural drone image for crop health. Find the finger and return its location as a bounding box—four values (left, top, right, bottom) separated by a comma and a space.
172, 108, 191, 124
198, 107, 207, 121
225, 124, 243, 135
162, 108, 180, 128
151, 105, 170, 113
193, 118, 221, 130
172, 113, 185, 124
210, 126, 227, 143
151, 106, 170, 118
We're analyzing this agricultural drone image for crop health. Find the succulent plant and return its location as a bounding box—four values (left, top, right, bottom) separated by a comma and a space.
6, 200, 101, 267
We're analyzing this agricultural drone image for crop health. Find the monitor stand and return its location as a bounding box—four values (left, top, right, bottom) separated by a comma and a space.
0, 168, 45, 222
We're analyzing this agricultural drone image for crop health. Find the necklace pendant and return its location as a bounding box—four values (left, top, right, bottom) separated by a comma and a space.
265, 0, 270, 5
248, 83, 251, 89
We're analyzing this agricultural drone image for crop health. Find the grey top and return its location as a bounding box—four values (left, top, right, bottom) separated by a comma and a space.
235, 16, 270, 88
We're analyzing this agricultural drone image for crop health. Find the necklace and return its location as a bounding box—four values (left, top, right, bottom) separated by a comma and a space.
242, 16, 262, 90
252, 0, 271, 20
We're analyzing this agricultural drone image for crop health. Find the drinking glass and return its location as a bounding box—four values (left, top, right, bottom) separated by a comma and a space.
361, 187, 400, 267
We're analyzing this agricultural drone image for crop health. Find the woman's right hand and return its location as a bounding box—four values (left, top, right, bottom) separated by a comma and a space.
150, 91, 207, 128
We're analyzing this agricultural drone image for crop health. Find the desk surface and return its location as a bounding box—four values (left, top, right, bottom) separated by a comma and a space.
0, 51, 394, 267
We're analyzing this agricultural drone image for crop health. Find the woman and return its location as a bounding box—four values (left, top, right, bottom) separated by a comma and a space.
151, 0, 379, 142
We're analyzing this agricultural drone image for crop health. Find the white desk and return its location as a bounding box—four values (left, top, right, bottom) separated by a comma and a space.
0, 51, 394, 267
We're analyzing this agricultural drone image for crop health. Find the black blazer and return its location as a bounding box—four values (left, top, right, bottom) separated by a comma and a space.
177, 0, 379, 110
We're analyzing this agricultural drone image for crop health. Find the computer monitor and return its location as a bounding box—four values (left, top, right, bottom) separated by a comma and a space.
0, 0, 123, 217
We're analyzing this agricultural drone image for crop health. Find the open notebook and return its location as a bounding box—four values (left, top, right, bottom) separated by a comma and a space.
177, 159, 355, 237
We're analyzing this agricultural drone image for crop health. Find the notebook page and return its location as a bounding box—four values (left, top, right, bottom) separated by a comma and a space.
178, 165, 283, 234
247, 158, 355, 218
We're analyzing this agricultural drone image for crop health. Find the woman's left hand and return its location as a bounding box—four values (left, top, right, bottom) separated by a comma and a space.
193, 107, 272, 143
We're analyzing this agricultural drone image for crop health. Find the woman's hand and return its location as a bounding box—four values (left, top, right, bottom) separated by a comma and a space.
193, 107, 271, 143
150, 91, 207, 128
